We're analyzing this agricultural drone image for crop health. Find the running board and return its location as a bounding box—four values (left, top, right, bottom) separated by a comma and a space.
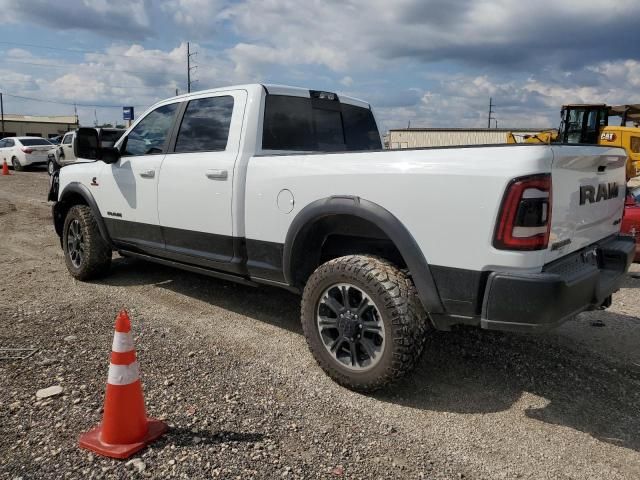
118, 249, 259, 287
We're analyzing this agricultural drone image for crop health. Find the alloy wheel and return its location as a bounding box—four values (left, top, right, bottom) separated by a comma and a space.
316, 283, 385, 371
67, 219, 84, 268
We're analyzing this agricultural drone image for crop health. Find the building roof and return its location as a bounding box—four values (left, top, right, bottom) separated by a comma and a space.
2, 114, 79, 124
389, 127, 552, 132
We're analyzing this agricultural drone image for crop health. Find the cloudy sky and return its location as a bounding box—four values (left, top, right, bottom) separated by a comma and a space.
1, 0, 639, 132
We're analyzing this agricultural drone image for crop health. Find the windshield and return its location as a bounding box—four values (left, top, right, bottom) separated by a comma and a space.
20, 138, 53, 146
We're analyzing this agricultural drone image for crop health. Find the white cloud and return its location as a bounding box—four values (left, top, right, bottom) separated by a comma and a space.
340, 76, 354, 87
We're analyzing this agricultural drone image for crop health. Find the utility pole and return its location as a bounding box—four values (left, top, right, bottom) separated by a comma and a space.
187, 42, 198, 93
487, 97, 495, 128
0, 92, 4, 137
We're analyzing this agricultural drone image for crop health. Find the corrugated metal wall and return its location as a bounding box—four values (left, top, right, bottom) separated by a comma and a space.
388, 129, 547, 148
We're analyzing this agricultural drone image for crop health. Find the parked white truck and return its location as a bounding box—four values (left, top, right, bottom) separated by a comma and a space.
49, 84, 634, 391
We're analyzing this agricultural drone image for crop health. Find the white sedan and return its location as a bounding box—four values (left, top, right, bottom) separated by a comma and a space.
0, 136, 55, 171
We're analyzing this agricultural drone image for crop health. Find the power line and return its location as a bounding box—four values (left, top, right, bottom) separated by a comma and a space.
4, 58, 177, 77
1, 59, 182, 91
0, 40, 179, 59
0, 40, 94, 54
1, 92, 149, 109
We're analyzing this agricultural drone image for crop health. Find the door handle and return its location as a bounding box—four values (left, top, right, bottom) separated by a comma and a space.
205, 169, 228, 180
139, 169, 155, 178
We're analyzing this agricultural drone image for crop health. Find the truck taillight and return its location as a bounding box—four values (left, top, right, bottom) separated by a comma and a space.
494, 174, 552, 251
21, 147, 33, 154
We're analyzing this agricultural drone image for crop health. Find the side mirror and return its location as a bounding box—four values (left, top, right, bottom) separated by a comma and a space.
101, 146, 121, 164
74, 128, 121, 164
73, 128, 100, 160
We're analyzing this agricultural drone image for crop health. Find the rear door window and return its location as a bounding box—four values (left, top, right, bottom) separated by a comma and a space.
175, 96, 234, 152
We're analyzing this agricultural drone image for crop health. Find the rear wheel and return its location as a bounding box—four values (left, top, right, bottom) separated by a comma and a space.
63, 205, 112, 280
301, 255, 429, 392
11, 156, 23, 171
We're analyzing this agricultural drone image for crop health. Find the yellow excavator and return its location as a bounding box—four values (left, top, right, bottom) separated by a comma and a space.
507, 104, 640, 179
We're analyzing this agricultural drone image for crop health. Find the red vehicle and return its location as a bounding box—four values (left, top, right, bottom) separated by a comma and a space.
622, 191, 640, 262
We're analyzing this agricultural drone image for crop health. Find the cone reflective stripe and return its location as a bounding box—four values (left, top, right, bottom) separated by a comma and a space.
79, 309, 167, 459
107, 362, 140, 385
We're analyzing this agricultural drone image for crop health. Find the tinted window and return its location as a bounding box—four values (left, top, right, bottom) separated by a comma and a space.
20, 138, 52, 146
5, 139, 14, 147
123, 103, 178, 156
262, 95, 380, 151
175, 96, 234, 152
262, 96, 314, 150
342, 104, 382, 150
0, 140, 5, 148
62, 134, 73, 145
313, 108, 345, 151
100, 130, 124, 143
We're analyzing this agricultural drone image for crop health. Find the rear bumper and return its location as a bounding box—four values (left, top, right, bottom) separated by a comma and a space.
480, 235, 635, 332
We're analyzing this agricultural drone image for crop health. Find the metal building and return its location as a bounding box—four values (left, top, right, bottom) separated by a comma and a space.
388, 127, 550, 149
0, 114, 79, 139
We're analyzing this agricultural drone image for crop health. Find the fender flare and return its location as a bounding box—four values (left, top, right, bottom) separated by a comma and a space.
283, 196, 444, 313
54, 182, 112, 246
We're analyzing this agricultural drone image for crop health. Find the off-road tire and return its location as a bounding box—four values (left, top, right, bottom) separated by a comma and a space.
63, 205, 112, 280
11, 156, 23, 171
301, 255, 429, 392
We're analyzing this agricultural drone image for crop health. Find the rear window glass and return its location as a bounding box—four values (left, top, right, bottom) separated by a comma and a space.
20, 138, 52, 146
342, 104, 382, 150
262, 95, 381, 152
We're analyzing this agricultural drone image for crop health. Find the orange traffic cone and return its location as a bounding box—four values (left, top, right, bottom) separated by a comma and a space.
79, 310, 167, 459
2, 159, 10, 176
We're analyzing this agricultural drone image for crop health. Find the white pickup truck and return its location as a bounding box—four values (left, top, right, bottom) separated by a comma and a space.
50, 84, 634, 391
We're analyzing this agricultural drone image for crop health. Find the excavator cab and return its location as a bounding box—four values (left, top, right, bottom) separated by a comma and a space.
557, 104, 609, 144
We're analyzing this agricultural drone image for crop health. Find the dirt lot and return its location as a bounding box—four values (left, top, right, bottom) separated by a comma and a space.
1, 170, 639, 479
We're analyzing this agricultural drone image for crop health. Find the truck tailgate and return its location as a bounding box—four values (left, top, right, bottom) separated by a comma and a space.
547, 146, 627, 262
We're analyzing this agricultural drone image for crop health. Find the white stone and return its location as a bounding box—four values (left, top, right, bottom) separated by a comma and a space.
35, 385, 63, 399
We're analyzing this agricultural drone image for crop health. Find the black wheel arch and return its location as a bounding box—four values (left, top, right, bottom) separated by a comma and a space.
53, 182, 112, 247
283, 196, 444, 314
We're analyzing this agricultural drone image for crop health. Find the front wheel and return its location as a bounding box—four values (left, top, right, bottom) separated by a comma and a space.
63, 205, 112, 280
47, 159, 56, 175
301, 255, 429, 392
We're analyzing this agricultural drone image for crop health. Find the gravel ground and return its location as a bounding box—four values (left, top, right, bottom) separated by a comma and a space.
1, 169, 639, 479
